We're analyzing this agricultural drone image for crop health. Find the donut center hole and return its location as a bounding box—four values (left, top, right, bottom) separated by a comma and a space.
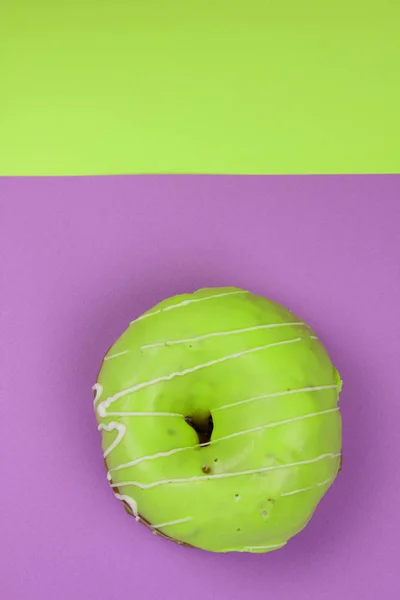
185, 412, 214, 445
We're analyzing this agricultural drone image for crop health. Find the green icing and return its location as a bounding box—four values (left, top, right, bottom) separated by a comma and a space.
95, 287, 342, 553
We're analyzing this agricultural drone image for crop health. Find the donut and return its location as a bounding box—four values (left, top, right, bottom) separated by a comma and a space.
94, 287, 342, 553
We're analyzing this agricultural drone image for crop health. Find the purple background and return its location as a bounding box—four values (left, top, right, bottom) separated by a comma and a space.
1, 175, 400, 599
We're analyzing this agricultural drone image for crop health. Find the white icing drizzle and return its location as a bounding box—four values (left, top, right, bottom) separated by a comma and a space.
238, 543, 286, 552
310, 335, 319, 340
101, 411, 184, 418
108, 407, 339, 474
108, 445, 201, 473
98, 422, 126, 458
98, 414, 183, 456
92, 383, 103, 405
151, 516, 192, 529
114, 491, 191, 529
280, 476, 335, 497
110, 452, 341, 490
114, 492, 140, 521
131, 290, 248, 324
141, 322, 307, 349
214, 384, 338, 412
97, 337, 303, 416
104, 350, 129, 360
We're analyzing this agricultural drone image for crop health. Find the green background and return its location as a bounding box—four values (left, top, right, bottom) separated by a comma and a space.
1, 1, 399, 175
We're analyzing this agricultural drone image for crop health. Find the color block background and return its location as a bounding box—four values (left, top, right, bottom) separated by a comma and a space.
1, 175, 400, 599
1, 1, 400, 175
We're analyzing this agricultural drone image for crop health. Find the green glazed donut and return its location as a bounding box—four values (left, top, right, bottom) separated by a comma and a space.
94, 287, 342, 553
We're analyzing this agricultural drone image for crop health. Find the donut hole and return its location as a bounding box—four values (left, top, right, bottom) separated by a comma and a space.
184, 412, 214, 445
